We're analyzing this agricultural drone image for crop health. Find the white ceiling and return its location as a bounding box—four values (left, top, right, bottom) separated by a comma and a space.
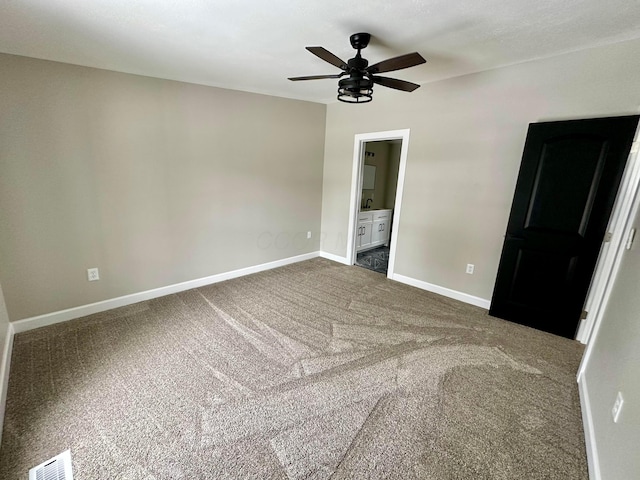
2, 0, 640, 104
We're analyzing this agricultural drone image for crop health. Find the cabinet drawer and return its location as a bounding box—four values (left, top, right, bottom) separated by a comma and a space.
358, 212, 373, 222
373, 210, 390, 221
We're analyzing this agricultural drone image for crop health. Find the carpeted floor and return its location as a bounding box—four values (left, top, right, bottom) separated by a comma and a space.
0, 258, 588, 479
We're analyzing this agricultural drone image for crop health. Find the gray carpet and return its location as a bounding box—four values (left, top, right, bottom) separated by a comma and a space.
0, 258, 587, 479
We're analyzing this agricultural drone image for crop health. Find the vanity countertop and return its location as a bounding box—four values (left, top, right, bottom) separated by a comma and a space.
358, 209, 392, 222
360, 208, 391, 213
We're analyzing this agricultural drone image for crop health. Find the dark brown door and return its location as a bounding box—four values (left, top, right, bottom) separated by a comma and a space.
490, 115, 639, 339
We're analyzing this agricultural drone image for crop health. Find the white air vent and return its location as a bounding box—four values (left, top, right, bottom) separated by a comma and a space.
29, 449, 73, 480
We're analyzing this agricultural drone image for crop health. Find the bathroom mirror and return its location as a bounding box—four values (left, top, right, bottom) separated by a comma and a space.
363, 165, 376, 190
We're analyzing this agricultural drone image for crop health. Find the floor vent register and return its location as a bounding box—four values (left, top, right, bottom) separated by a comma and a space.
29, 449, 73, 480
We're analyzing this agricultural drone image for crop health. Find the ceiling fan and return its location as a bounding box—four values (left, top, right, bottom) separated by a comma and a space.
289, 33, 426, 103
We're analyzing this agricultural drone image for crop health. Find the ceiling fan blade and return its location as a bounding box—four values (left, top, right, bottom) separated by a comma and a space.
306, 46, 349, 70
372, 76, 421, 92
288, 73, 344, 81
367, 52, 426, 74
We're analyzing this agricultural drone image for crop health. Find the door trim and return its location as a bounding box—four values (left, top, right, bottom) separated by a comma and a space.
578, 134, 639, 380
578, 134, 640, 345
347, 129, 410, 278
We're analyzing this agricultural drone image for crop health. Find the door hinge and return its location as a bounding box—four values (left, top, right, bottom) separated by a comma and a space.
626, 228, 636, 250
604, 232, 613, 243
581, 310, 589, 320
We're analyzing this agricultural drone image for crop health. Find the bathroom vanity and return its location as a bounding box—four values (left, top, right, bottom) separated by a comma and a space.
356, 209, 392, 252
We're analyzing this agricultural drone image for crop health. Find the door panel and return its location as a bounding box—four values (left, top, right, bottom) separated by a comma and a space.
507, 246, 577, 306
525, 136, 607, 236
372, 220, 385, 244
490, 115, 639, 339
360, 222, 372, 249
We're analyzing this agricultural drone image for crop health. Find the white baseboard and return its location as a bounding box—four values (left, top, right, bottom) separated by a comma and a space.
319, 251, 351, 265
391, 273, 491, 309
0, 322, 15, 446
578, 376, 601, 480
11, 251, 320, 334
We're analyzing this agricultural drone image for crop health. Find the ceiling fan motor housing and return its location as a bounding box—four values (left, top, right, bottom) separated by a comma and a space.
339, 76, 373, 90
347, 55, 368, 71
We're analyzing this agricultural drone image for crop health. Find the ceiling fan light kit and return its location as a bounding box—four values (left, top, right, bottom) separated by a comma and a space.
289, 32, 426, 104
337, 77, 374, 103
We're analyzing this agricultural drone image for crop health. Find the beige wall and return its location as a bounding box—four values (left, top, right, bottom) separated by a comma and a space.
320, 38, 640, 300
360, 140, 400, 211
582, 203, 640, 478
0, 283, 9, 444
0, 283, 8, 357
385, 142, 401, 210
0, 53, 326, 320
361, 141, 390, 210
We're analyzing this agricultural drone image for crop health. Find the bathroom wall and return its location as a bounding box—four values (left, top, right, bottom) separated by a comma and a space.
361, 140, 400, 211
385, 142, 402, 210
361, 141, 389, 210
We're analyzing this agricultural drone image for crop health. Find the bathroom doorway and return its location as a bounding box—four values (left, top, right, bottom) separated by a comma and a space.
355, 140, 402, 274
346, 129, 410, 279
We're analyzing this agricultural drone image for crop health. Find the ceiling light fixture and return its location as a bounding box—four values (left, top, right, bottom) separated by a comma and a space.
337, 76, 373, 103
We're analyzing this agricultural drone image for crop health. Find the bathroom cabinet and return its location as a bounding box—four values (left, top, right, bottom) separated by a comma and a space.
357, 209, 391, 252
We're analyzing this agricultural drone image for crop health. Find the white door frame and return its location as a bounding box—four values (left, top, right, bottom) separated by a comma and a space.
577, 131, 640, 345
577, 131, 639, 375
346, 129, 410, 279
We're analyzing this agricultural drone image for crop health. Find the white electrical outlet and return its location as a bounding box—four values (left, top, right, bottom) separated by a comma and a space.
612, 391, 624, 423
466, 264, 474, 274
307, 231, 312, 239
87, 268, 100, 281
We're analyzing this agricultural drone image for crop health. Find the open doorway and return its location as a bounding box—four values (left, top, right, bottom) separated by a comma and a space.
346, 129, 410, 279
354, 140, 401, 275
